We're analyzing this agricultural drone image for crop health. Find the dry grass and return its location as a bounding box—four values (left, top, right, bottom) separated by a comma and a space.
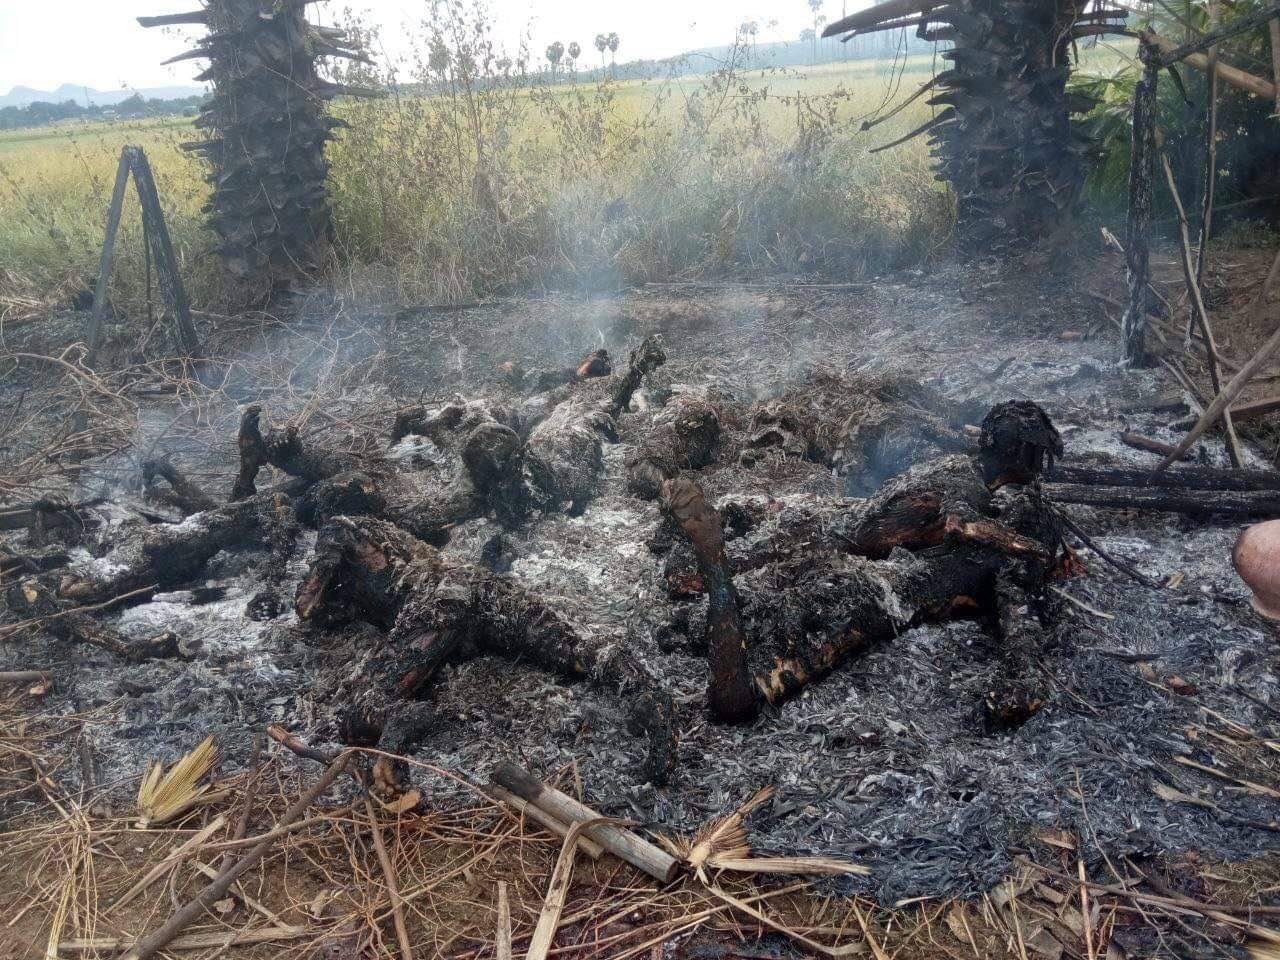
0, 13, 953, 316
6, 686, 1280, 960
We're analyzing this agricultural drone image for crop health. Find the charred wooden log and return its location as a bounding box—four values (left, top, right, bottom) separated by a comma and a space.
1044, 483, 1280, 520
1047, 462, 1280, 493
0, 499, 101, 534
627, 396, 721, 500
296, 516, 679, 785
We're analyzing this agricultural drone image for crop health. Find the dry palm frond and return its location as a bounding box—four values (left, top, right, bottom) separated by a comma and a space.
662, 785, 867, 882
136, 735, 219, 828
672, 785, 773, 881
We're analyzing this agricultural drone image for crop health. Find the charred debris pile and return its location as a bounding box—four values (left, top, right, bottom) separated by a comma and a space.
7, 315, 1280, 893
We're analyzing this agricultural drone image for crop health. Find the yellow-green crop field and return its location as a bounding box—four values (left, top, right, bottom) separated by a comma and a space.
0, 48, 1130, 307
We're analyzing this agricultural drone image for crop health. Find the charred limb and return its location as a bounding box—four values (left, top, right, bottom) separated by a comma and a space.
58, 494, 279, 604
661, 477, 756, 724
525, 336, 667, 511
231, 405, 355, 501
627, 396, 721, 499
606, 336, 667, 420
142, 459, 217, 516
297, 516, 678, 785
662, 454, 1056, 719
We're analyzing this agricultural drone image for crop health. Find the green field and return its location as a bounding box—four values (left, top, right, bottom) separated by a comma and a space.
0, 46, 1131, 308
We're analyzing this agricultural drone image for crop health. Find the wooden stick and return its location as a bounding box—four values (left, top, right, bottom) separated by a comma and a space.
1048, 462, 1280, 492
1153, 9, 1280, 67
823, 0, 935, 36
1117, 432, 1191, 460
1157, 145, 1244, 467
59, 926, 309, 955
490, 763, 679, 883
496, 881, 512, 960
266, 723, 365, 786
220, 738, 263, 874
1049, 504, 1161, 589
0, 671, 52, 684
136, 10, 208, 28
1194, 0, 1220, 290
188, 859, 283, 925
526, 817, 622, 960
109, 815, 227, 911
1156, 324, 1280, 470
1270, 6, 1280, 115
1122, 40, 1159, 367
121, 751, 350, 960
860, 74, 942, 131
1148, 31, 1278, 100
1223, 394, 1280, 420
365, 796, 413, 960
486, 784, 604, 859
86, 151, 131, 360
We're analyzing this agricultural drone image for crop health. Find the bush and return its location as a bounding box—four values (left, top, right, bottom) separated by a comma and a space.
1070, 1, 1280, 228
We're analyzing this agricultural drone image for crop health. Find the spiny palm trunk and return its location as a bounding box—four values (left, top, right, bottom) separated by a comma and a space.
825, 0, 1123, 252
139, 1, 372, 291
931, 0, 1087, 251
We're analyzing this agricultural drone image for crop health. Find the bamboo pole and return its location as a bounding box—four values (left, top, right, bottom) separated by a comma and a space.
491, 763, 679, 883
1148, 32, 1278, 100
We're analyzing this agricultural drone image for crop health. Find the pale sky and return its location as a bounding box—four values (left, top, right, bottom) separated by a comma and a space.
0, 1, 853, 95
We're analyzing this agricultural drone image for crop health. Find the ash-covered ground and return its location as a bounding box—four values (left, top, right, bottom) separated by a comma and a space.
5, 260, 1280, 902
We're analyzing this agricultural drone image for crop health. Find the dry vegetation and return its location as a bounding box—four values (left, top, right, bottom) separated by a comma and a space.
0, 6, 954, 315
9, 688, 1280, 960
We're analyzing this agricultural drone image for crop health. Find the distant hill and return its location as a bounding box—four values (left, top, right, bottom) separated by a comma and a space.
0, 83, 206, 109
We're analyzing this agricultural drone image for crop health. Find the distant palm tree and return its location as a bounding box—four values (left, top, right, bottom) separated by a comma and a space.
606, 32, 619, 75
594, 33, 608, 71
546, 40, 564, 78
807, 0, 823, 62
567, 40, 581, 70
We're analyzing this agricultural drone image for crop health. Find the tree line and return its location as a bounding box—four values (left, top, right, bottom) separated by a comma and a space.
0, 94, 205, 131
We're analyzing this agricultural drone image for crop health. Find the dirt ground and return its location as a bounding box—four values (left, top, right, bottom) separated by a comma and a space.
4, 241, 1280, 958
